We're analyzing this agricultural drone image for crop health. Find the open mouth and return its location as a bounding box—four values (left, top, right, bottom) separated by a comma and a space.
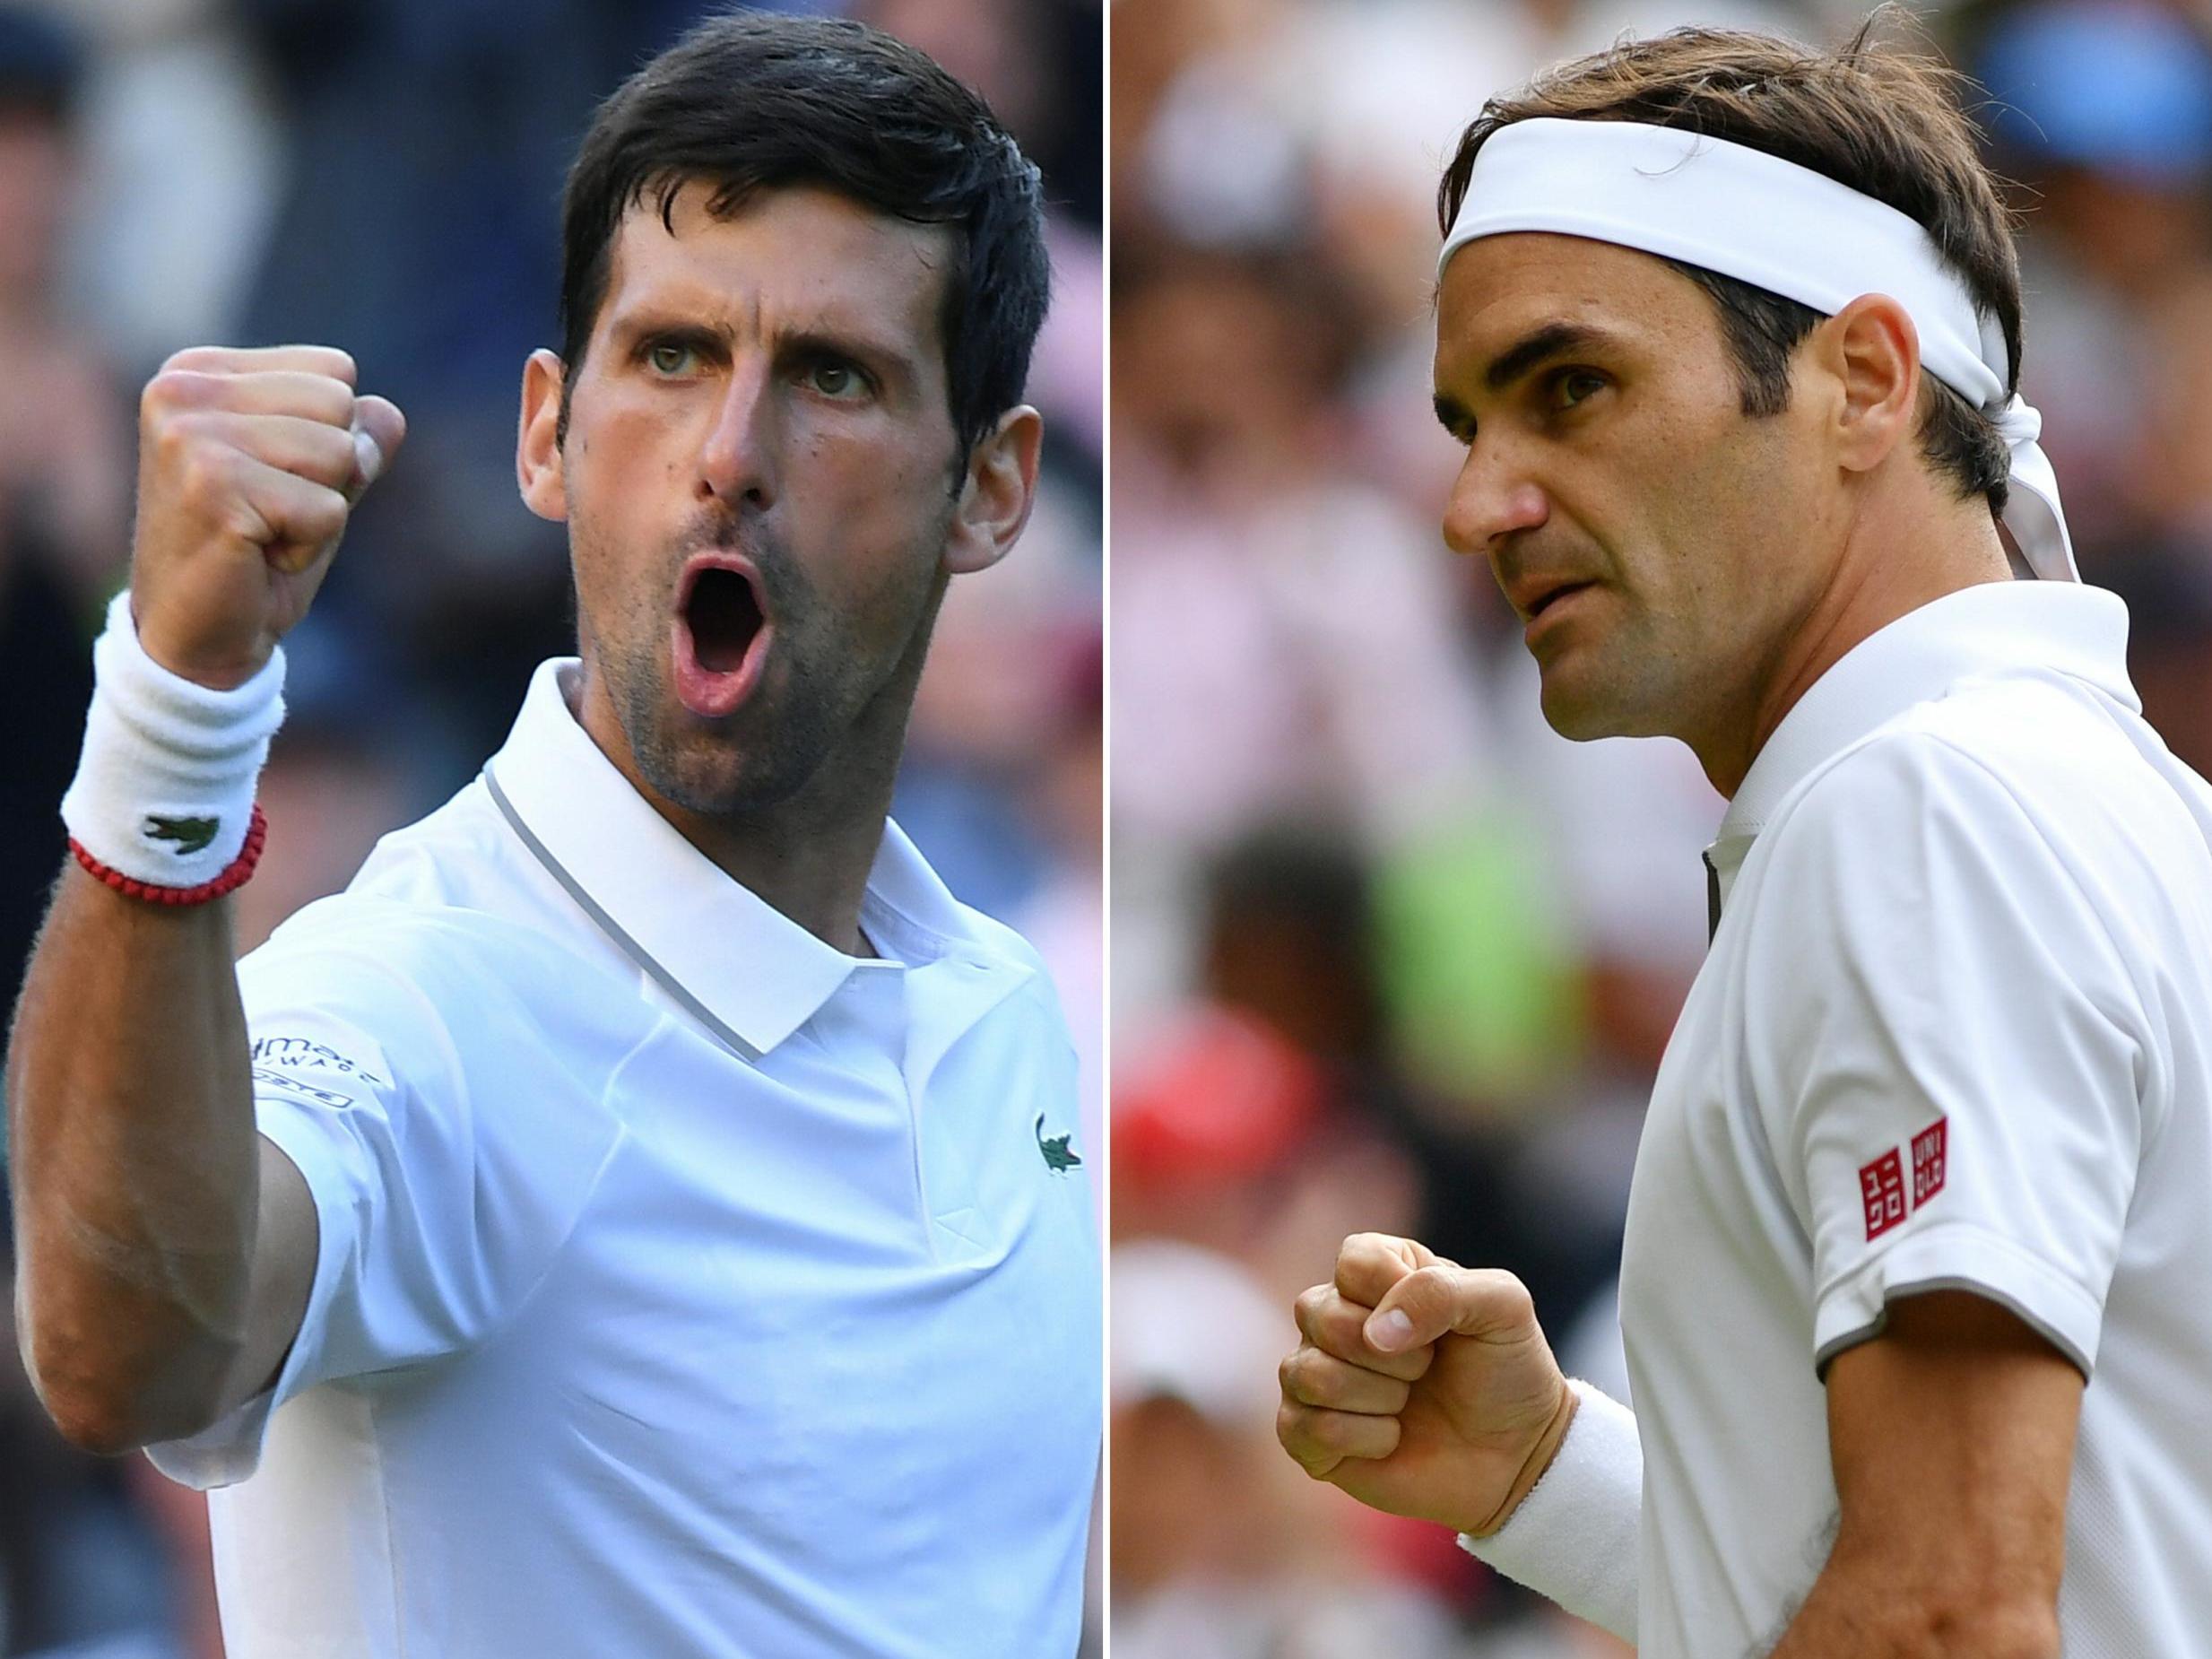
686, 566, 762, 672
672, 557, 771, 717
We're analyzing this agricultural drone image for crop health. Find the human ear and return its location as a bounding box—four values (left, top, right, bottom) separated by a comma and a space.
1825, 294, 1921, 477
941, 404, 1043, 576
516, 348, 569, 523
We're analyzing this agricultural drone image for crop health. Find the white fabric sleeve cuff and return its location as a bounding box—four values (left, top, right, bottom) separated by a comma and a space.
1458, 1379, 1640, 1644
60, 588, 285, 884
1813, 1217, 2104, 1379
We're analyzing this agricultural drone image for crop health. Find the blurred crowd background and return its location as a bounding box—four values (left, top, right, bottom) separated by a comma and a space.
0, 1, 1100, 1654
1110, 0, 2212, 1654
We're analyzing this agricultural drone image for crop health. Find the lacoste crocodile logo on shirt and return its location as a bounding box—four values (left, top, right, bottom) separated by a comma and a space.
143, 813, 220, 856
1035, 1113, 1080, 1174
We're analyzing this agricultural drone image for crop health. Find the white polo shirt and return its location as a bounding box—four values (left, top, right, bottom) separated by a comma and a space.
1616, 581, 2212, 1654
146, 659, 1101, 1659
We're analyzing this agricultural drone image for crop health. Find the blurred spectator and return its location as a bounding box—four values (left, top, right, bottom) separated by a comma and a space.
0, 5, 124, 1023
1112, 1238, 1487, 1658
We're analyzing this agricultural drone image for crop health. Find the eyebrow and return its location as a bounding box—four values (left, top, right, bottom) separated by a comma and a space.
609, 307, 917, 388
1485, 321, 1610, 391
1433, 321, 1619, 438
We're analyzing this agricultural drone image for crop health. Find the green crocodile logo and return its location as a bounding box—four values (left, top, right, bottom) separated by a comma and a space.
1035, 1113, 1081, 1174
143, 813, 220, 856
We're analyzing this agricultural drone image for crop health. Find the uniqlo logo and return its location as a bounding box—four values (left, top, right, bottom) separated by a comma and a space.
1860, 1149, 1907, 1239
1912, 1118, 1948, 1208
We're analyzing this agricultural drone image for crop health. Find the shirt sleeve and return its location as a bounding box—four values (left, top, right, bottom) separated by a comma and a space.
1744, 731, 2152, 1379
145, 916, 626, 1489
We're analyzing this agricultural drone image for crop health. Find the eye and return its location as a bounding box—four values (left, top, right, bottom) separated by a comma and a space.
1548, 368, 1608, 411
646, 339, 698, 377
802, 359, 867, 400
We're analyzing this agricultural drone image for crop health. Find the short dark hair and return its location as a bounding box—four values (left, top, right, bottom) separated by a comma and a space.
1439, 20, 2019, 514
556, 9, 1049, 458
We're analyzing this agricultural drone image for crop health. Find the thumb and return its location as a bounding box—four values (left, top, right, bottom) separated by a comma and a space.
1365, 1264, 1535, 1355
349, 395, 408, 494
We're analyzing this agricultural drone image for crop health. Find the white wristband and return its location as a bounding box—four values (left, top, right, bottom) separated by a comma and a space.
1458, 1379, 1642, 1644
60, 590, 286, 886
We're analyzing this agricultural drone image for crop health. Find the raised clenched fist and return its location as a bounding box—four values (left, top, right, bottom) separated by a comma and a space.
1277, 1232, 1577, 1536
129, 344, 407, 691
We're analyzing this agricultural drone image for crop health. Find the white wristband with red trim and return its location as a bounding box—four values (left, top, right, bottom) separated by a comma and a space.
1458, 1379, 1641, 1644
60, 589, 285, 889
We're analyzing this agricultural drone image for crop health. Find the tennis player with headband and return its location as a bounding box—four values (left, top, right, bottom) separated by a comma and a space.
1277, 25, 2212, 1657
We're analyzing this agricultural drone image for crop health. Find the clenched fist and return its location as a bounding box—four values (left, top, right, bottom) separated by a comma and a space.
1277, 1232, 1578, 1537
130, 344, 407, 690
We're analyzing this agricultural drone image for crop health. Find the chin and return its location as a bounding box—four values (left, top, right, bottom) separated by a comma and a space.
1536, 672, 1615, 742
1535, 670, 1661, 744
639, 722, 825, 819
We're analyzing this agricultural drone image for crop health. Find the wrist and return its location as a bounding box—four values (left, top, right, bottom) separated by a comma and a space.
1457, 1380, 1643, 1645
1469, 1376, 1580, 1539
129, 598, 273, 693
60, 590, 285, 897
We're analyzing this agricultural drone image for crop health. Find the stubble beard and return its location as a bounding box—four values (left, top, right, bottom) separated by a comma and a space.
581, 505, 949, 825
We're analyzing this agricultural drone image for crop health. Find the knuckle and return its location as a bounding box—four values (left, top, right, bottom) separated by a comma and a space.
1310, 1409, 1358, 1453
296, 483, 351, 536
142, 369, 205, 420
1277, 1412, 1336, 1479
303, 421, 358, 475
176, 442, 237, 506
1398, 1264, 1450, 1314
149, 406, 195, 458
1482, 1268, 1534, 1321
160, 344, 226, 376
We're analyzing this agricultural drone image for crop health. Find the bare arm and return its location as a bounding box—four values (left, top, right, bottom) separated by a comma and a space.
1767, 1290, 2078, 1658
6, 869, 316, 1453
5, 344, 404, 1455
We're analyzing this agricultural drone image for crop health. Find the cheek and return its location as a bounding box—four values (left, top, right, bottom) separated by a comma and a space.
786, 425, 951, 595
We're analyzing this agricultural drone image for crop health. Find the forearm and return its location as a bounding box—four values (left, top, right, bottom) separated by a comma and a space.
1766, 1554, 2060, 1658
5, 864, 260, 1451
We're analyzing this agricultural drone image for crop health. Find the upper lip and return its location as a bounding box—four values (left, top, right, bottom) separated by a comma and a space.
1506, 575, 1593, 622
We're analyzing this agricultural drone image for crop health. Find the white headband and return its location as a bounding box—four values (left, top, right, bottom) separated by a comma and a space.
1439, 117, 2075, 582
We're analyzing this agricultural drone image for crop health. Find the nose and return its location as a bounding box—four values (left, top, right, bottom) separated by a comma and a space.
698, 355, 777, 510
1440, 442, 1548, 559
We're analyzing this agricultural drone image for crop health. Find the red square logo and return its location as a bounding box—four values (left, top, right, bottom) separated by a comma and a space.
1860, 1148, 1907, 1239
1912, 1118, 1948, 1209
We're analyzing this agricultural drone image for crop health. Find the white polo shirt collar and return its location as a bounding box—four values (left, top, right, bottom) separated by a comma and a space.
481, 658, 1013, 1061
1706, 580, 2135, 915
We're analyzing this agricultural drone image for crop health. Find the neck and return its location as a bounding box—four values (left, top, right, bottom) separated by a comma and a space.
1693, 483, 2014, 798
660, 703, 908, 958
577, 592, 942, 957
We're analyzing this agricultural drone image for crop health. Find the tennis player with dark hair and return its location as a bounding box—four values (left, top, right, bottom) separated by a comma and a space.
8, 13, 1097, 1656
1277, 25, 2212, 1658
